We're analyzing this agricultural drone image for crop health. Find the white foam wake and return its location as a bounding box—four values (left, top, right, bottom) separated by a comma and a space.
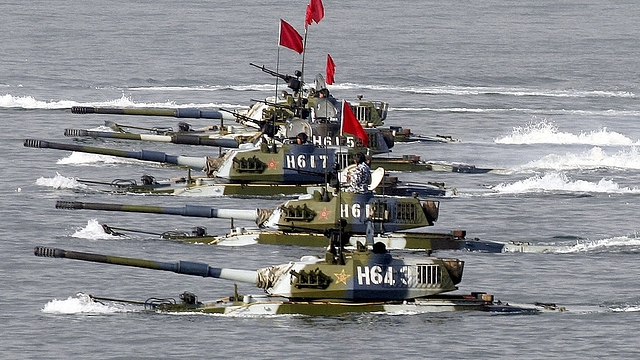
492, 172, 640, 194
71, 219, 120, 240
519, 147, 640, 171
554, 235, 640, 253
36, 173, 88, 190
495, 120, 638, 145
42, 293, 135, 314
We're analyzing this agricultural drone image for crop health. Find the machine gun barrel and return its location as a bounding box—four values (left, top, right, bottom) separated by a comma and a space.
63, 128, 240, 148
34, 246, 258, 283
23, 139, 208, 170
249, 63, 302, 93
55, 200, 262, 222
249, 63, 286, 80
219, 108, 264, 129
249, 99, 294, 111
71, 106, 230, 120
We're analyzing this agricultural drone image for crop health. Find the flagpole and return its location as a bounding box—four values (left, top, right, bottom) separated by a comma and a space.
275, 24, 282, 102
301, 28, 308, 91
273, 24, 283, 142
340, 100, 345, 138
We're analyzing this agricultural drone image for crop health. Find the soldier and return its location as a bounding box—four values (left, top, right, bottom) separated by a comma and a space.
282, 90, 295, 107
346, 152, 371, 193
296, 132, 309, 145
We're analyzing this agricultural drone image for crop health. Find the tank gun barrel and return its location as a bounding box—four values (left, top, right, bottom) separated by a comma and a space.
23, 139, 208, 170
71, 106, 231, 120
63, 129, 240, 148
34, 246, 258, 283
55, 200, 264, 223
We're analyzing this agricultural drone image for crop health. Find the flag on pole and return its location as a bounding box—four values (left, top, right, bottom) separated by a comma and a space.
305, 0, 325, 28
326, 54, 336, 85
341, 101, 369, 146
279, 19, 303, 54
305, 5, 313, 28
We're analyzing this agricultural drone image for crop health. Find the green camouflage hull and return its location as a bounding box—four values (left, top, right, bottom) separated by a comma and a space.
126, 293, 564, 315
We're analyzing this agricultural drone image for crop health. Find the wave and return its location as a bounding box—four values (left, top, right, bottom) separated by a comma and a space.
518, 146, 640, 171
72, 219, 122, 240
57, 151, 137, 166
0, 93, 245, 110
554, 234, 640, 254
333, 83, 635, 99
0, 94, 78, 109
491, 172, 640, 194
4, 82, 635, 111
495, 120, 639, 145
611, 304, 640, 312
42, 293, 135, 314
36, 172, 88, 190
127, 84, 274, 92
390, 107, 640, 117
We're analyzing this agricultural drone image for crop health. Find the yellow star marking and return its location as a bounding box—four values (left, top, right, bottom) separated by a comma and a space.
267, 158, 278, 170
334, 269, 351, 285
318, 207, 331, 219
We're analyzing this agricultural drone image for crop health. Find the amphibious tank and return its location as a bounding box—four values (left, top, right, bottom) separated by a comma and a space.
24, 135, 463, 198
55, 189, 440, 238
63, 63, 454, 151
33, 243, 566, 315
53, 187, 550, 253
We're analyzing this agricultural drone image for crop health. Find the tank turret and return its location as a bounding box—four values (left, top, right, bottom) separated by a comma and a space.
23, 138, 363, 184
68, 103, 390, 154
25, 136, 499, 176
54, 190, 439, 236
25, 138, 318, 183
34, 244, 462, 301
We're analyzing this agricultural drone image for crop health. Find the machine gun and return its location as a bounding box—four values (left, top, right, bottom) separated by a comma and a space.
250, 63, 302, 94
219, 108, 277, 138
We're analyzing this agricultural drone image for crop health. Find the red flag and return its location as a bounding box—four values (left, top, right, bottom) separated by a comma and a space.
326, 54, 335, 85
341, 101, 368, 146
279, 19, 303, 54
305, 0, 324, 27
305, 5, 313, 28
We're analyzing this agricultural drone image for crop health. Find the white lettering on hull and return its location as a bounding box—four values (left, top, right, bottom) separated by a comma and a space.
356, 266, 408, 286
284, 154, 330, 170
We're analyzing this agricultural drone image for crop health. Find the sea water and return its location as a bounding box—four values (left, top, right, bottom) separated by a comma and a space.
1, 1, 640, 358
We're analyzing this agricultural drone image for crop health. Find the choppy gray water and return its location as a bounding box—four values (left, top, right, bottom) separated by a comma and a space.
2, 1, 640, 359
